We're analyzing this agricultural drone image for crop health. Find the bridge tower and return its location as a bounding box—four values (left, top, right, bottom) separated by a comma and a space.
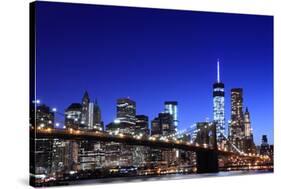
195, 122, 219, 173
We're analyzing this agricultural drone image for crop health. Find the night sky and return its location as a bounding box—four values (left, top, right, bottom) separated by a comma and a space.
35, 1, 273, 145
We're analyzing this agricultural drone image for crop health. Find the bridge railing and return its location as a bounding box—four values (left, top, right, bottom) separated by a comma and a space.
32, 127, 270, 161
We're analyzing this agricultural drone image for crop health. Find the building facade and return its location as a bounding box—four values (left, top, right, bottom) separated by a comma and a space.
93, 99, 104, 130
135, 115, 149, 136
65, 103, 82, 130
116, 98, 136, 124
229, 88, 245, 149
36, 104, 55, 129
81, 91, 90, 127
31, 104, 54, 177
164, 101, 178, 131
242, 108, 256, 153
151, 113, 175, 137
213, 60, 225, 142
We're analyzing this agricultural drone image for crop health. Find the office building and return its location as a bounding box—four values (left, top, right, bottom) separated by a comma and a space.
135, 115, 149, 136
81, 91, 90, 126
151, 113, 175, 137
116, 98, 136, 124
65, 103, 82, 129
213, 60, 225, 142
229, 88, 244, 149
164, 101, 178, 130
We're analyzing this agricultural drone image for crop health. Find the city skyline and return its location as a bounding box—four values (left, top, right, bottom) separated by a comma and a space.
36, 82, 269, 146
35, 2, 273, 145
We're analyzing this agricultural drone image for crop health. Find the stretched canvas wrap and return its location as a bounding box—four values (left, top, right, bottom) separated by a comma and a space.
29, 1, 274, 187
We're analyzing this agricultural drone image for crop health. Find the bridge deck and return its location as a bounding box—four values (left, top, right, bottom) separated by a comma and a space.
33, 128, 237, 156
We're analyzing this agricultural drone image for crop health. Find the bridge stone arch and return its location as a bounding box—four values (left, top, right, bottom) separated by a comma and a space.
195, 122, 218, 173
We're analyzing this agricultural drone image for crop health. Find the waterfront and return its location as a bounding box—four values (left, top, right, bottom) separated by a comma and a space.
68, 169, 273, 186
35, 167, 272, 187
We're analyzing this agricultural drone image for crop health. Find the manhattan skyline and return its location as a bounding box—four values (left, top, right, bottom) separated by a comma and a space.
35, 2, 273, 145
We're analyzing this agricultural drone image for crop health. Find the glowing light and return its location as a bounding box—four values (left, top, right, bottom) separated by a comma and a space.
52, 108, 57, 112
114, 119, 121, 124
69, 171, 76, 175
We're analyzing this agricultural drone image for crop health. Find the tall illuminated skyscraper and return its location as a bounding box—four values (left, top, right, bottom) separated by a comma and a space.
244, 107, 252, 138
213, 59, 225, 141
229, 88, 244, 149
116, 98, 136, 124
243, 107, 256, 153
164, 101, 178, 131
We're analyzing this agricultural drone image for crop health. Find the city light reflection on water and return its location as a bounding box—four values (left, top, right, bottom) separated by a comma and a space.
69, 169, 273, 186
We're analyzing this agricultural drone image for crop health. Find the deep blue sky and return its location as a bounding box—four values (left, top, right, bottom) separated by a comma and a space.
35, 1, 273, 145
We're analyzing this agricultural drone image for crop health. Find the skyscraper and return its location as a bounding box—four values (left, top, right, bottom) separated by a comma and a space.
116, 98, 136, 124
151, 113, 175, 137
244, 107, 252, 137
242, 107, 256, 153
93, 98, 103, 130
135, 115, 149, 136
36, 104, 55, 129
88, 102, 94, 128
31, 104, 54, 177
260, 135, 270, 156
65, 103, 82, 130
213, 59, 225, 141
262, 135, 268, 145
65, 93, 103, 130
164, 101, 178, 131
93, 99, 100, 122
106, 98, 136, 134
229, 88, 244, 149
81, 91, 90, 126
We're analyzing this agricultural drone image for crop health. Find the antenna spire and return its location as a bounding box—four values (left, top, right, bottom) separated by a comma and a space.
217, 58, 220, 83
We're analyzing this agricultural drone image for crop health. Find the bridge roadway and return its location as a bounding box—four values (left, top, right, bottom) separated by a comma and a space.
34, 128, 240, 157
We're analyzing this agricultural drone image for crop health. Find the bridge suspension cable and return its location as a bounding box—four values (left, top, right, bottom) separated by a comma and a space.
218, 131, 242, 154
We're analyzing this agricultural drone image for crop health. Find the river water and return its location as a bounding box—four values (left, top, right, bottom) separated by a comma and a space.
68, 169, 273, 186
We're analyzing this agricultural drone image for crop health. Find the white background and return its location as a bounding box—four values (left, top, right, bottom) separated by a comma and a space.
0, 0, 280, 188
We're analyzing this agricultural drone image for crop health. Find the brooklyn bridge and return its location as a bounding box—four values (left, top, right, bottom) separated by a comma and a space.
33, 123, 269, 174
